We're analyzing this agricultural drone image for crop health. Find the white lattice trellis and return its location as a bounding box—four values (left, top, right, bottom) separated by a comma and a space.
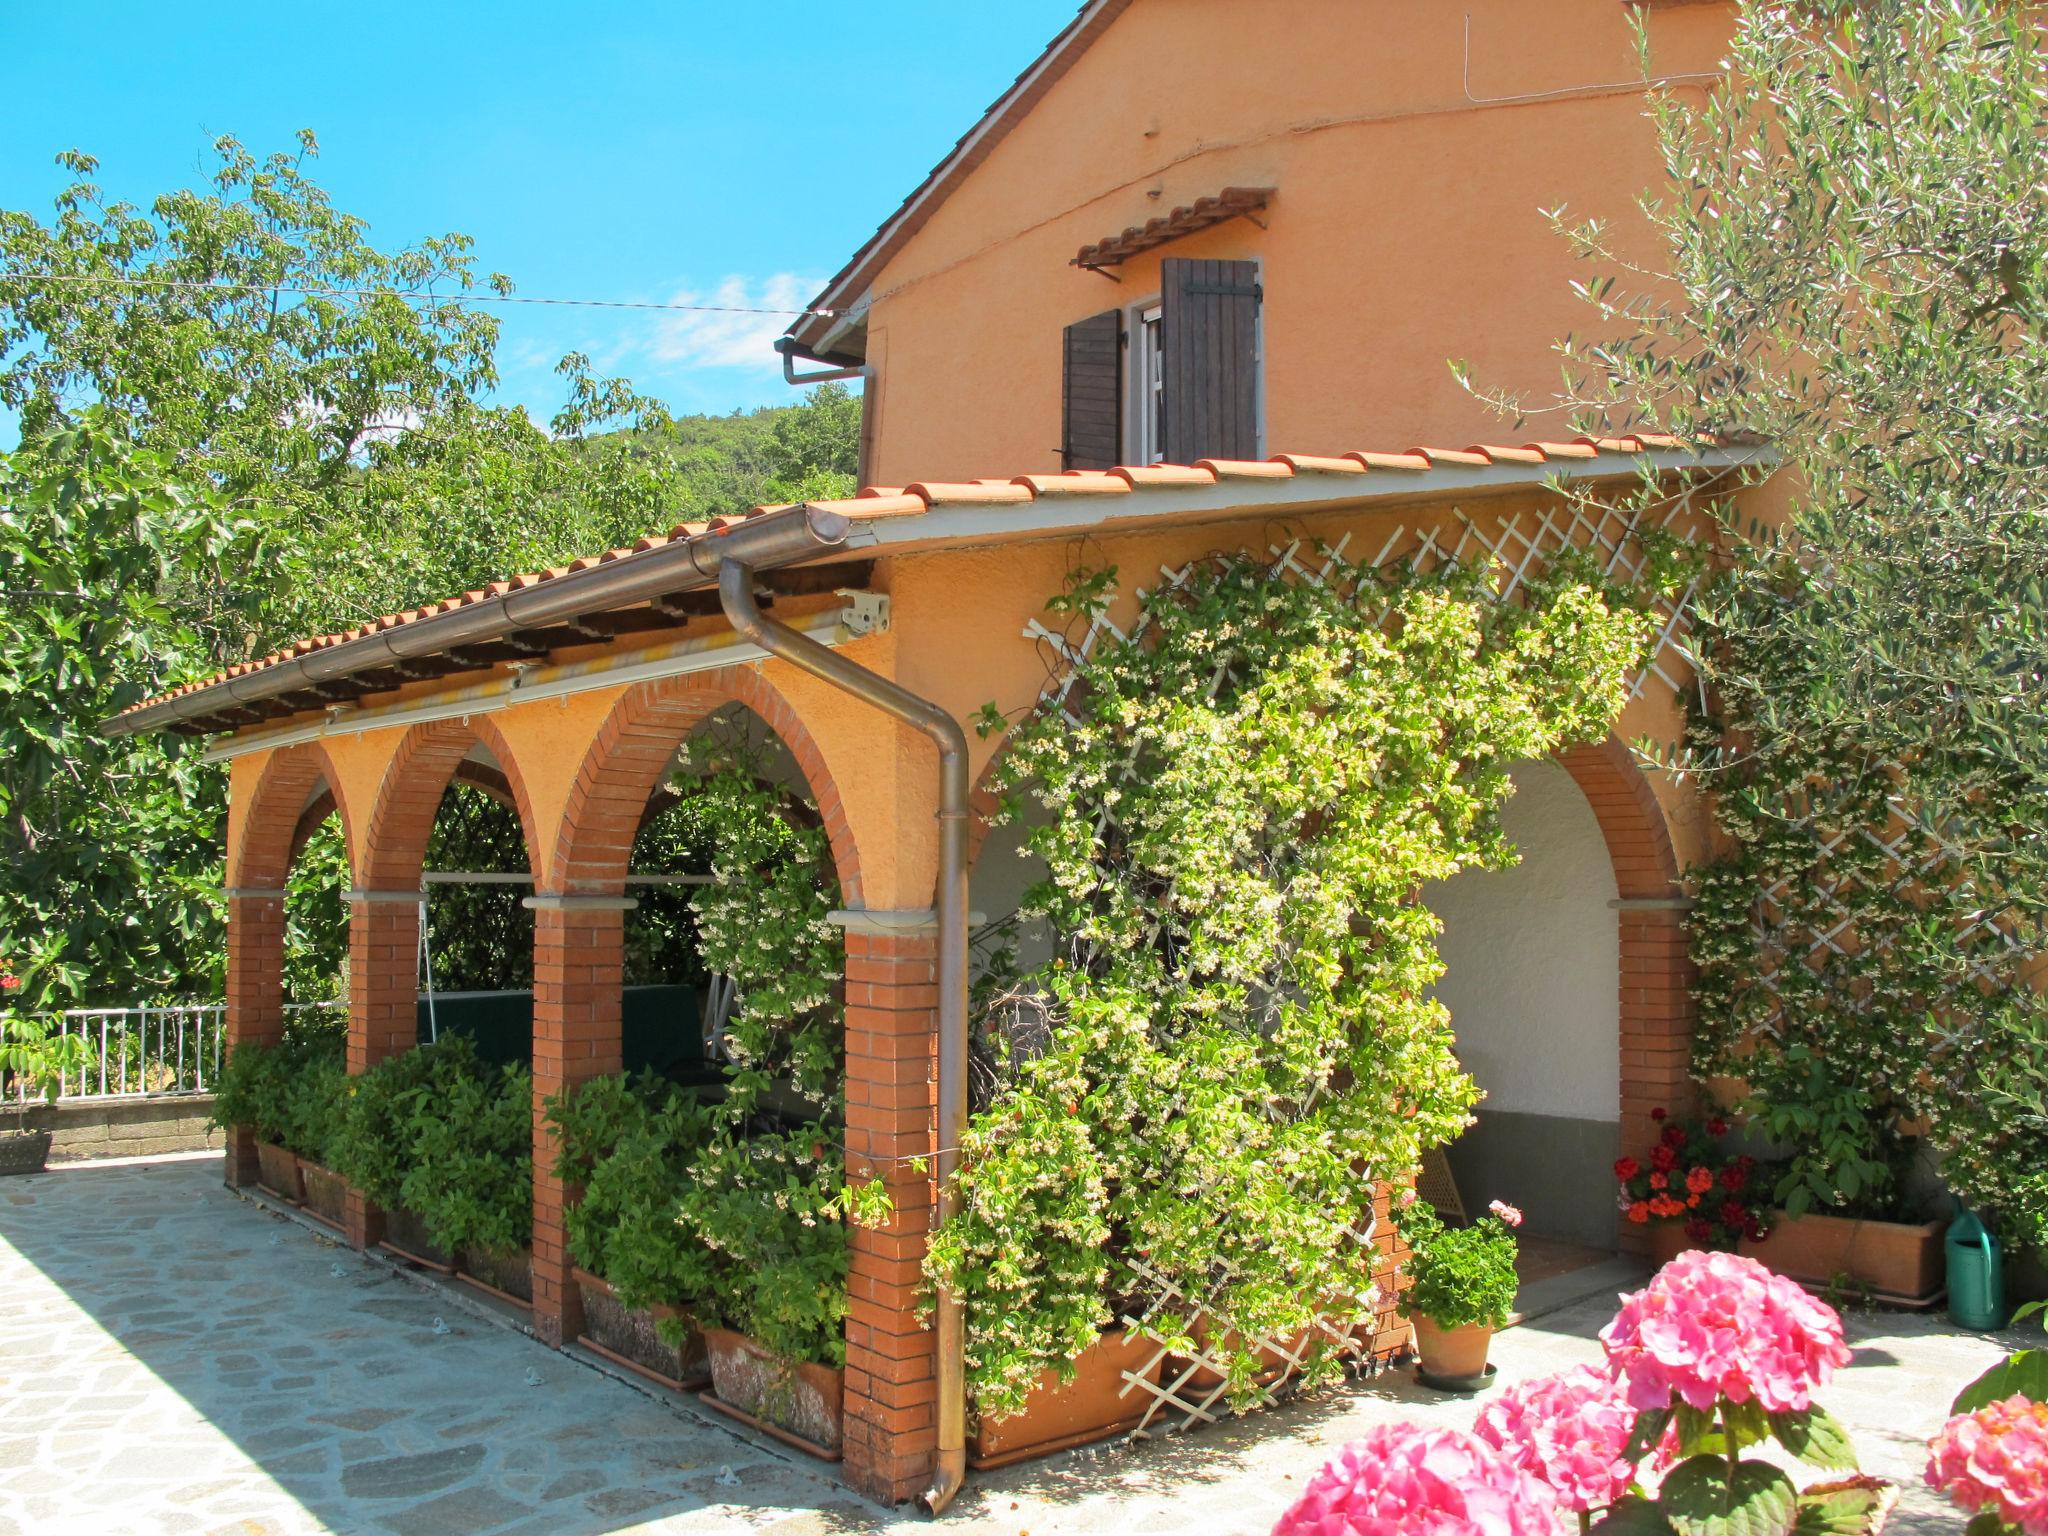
1007, 488, 1712, 1438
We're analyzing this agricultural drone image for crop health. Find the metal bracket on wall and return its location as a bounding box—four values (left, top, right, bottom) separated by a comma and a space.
836, 590, 891, 639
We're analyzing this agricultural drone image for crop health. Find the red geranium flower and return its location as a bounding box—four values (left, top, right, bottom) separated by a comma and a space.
1662, 1123, 1687, 1148
1650, 1107, 1667, 1122
1650, 1172, 1668, 1191
1685, 1166, 1714, 1196
1614, 1157, 1641, 1182
1721, 1200, 1748, 1227
1651, 1143, 1679, 1173
1685, 1218, 1712, 1242
1706, 1117, 1729, 1136
1627, 1201, 1651, 1225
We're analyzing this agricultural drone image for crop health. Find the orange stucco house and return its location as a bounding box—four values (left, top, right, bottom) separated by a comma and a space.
108, 0, 1764, 1508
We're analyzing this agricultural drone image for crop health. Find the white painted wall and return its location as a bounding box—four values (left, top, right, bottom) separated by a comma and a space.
1424, 759, 1620, 1122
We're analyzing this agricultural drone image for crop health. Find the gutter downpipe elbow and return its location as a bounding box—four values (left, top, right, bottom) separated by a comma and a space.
717, 559, 970, 1517
777, 336, 868, 388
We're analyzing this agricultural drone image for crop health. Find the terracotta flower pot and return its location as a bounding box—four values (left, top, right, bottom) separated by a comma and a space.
1410, 1315, 1493, 1381
378, 1204, 454, 1272
701, 1326, 844, 1458
970, 1327, 1164, 1469
458, 1245, 533, 1305
298, 1160, 349, 1231
1645, 1222, 1698, 1270
574, 1268, 708, 1390
1739, 1212, 1944, 1303
254, 1141, 302, 1204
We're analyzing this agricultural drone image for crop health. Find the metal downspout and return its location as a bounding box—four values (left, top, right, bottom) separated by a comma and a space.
717, 560, 970, 1516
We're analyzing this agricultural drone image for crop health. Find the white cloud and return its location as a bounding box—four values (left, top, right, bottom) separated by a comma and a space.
648, 273, 821, 370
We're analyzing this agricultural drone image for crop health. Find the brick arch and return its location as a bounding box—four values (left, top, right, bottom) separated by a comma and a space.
361, 714, 543, 892
229, 742, 358, 891
552, 667, 862, 906
1555, 735, 1684, 901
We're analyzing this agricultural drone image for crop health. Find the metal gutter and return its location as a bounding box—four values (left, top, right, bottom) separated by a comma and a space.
100, 503, 853, 740
716, 560, 971, 1516
197, 605, 868, 764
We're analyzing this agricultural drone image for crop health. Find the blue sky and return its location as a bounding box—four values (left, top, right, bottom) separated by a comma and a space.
0, 2, 1075, 427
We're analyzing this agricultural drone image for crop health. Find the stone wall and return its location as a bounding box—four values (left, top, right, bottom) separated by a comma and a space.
22, 1095, 222, 1162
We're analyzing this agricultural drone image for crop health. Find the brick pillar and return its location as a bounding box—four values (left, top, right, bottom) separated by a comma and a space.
343, 891, 424, 1250
840, 924, 940, 1506
530, 898, 628, 1348
1617, 903, 1697, 1254
223, 890, 287, 1189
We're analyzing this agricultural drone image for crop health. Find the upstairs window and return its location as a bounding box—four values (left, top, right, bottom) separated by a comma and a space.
1061, 257, 1262, 471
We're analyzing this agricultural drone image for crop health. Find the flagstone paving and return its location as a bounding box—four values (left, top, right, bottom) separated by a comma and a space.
0, 1153, 2025, 1535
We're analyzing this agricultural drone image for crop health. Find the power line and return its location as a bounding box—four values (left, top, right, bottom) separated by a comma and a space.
0, 269, 834, 318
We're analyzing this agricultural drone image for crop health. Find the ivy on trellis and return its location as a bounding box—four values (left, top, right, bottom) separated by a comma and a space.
1683, 572, 2048, 1247
931, 489, 1704, 1434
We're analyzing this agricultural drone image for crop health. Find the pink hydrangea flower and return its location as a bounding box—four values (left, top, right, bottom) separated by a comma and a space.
1271, 1424, 1560, 1536
1926, 1395, 2048, 1535
1489, 1200, 1524, 1228
1473, 1365, 1653, 1513
1599, 1249, 1851, 1413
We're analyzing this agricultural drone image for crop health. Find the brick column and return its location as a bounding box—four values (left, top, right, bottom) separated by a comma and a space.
839, 922, 940, 1506
222, 889, 287, 1189
1617, 902, 1697, 1254
530, 898, 629, 1348
342, 890, 424, 1250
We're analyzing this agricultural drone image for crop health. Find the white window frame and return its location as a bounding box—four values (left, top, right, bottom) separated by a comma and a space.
1131, 302, 1164, 466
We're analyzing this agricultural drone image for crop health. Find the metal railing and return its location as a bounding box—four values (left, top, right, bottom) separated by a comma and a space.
20, 1000, 344, 1101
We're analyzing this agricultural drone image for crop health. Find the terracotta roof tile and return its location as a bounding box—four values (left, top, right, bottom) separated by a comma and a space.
122, 431, 1733, 723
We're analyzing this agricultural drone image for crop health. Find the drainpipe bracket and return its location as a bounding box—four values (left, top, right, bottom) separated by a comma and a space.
223, 887, 286, 901
836, 590, 890, 638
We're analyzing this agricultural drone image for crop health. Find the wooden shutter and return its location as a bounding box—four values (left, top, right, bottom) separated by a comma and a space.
1061, 309, 1123, 471
1160, 257, 1261, 464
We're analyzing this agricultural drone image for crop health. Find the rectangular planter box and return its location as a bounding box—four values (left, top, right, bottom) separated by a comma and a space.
459, 1246, 533, 1306
701, 1326, 844, 1458
1740, 1212, 1944, 1303
379, 1204, 455, 1272
255, 1141, 302, 1204
574, 1269, 708, 1391
970, 1328, 1164, 1470
298, 1160, 349, 1231
0, 1129, 52, 1176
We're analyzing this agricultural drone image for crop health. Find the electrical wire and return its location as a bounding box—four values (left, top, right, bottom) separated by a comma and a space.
0, 269, 834, 318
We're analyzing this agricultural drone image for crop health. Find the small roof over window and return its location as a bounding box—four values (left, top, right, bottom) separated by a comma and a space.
1072, 187, 1274, 272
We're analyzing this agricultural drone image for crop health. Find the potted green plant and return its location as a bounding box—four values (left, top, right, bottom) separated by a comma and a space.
1398, 1197, 1522, 1389
401, 1056, 533, 1304
548, 1072, 718, 1389
286, 1047, 352, 1230
1730, 1052, 1944, 1302
211, 1036, 301, 1200
329, 1035, 475, 1270
683, 1123, 880, 1457
0, 968, 90, 1175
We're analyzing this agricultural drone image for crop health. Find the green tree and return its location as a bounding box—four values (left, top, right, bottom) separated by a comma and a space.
1482, 0, 2048, 1246
0, 410, 260, 1007
0, 135, 861, 1009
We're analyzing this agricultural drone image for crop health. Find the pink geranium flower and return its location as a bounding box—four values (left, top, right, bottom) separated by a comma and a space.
1272, 1424, 1561, 1536
1927, 1395, 2048, 1535
1599, 1250, 1851, 1413
1474, 1365, 1657, 1514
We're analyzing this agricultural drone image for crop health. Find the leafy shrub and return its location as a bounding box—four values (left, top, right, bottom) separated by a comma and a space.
208, 1012, 344, 1152
328, 1033, 480, 1208
1398, 1200, 1520, 1333
398, 1056, 532, 1257
546, 1072, 719, 1318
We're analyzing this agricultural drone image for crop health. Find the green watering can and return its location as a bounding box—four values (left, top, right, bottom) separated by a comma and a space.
1947, 1205, 2008, 1331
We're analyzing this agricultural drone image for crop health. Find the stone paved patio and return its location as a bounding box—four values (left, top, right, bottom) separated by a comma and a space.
0, 1153, 2026, 1535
